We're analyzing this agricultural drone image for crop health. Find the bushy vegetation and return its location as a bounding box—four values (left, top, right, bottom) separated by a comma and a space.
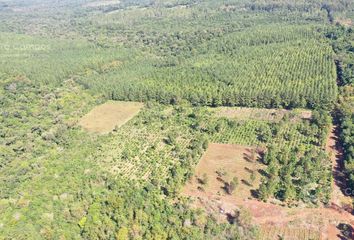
81, 182, 258, 240
232, 110, 333, 204
0, 76, 333, 238
258, 141, 332, 205
0, 0, 353, 239
340, 98, 354, 191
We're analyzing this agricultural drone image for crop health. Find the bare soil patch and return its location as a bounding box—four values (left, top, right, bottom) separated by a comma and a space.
183, 143, 264, 202
78, 101, 143, 134
213, 107, 312, 122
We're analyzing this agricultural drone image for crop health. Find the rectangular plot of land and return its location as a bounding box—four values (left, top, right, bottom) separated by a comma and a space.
78, 101, 143, 134
213, 107, 311, 122
85, 0, 121, 7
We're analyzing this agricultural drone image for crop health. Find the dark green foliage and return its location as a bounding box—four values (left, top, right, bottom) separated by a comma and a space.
258, 112, 333, 205
338, 86, 354, 192
341, 110, 354, 190
259, 146, 332, 204
325, 26, 354, 86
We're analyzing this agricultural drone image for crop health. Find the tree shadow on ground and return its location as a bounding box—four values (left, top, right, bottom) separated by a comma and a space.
337, 223, 353, 240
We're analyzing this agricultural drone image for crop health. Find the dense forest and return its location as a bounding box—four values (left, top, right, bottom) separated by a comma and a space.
0, 0, 353, 239
0, 0, 343, 109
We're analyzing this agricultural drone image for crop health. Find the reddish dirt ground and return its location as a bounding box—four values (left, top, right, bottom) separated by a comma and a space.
183, 143, 264, 201
325, 125, 353, 239
326, 125, 352, 208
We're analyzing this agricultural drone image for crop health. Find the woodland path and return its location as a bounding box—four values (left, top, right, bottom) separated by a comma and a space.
325, 124, 353, 239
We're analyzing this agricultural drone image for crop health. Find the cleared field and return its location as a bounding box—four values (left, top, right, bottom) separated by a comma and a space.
78, 101, 143, 134
335, 18, 353, 27
183, 143, 264, 201
212, 107, 312, 122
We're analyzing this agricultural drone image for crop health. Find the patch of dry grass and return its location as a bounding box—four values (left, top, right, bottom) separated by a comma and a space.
212, 107, 311, 122
84, 0, 121, 7
78, 101, 143, 134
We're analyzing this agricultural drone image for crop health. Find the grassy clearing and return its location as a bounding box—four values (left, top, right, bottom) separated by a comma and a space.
212, 107, 312, 122
78, 101, 143, 134
84, 0, 121, 8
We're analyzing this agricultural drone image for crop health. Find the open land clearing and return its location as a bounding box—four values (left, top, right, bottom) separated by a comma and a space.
213, 107, 312, 122
78, 101, 143, 134
335, 18, 353, 27
182, 143, 264, 201
182, 143, 354, 240
84, 0, 121, 8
